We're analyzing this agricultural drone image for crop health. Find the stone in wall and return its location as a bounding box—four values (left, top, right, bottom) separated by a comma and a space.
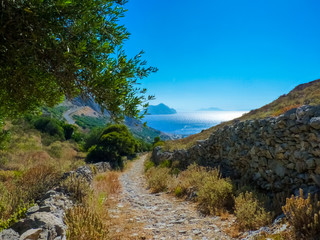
152, 105, 320, 195
0, 162, 111, 240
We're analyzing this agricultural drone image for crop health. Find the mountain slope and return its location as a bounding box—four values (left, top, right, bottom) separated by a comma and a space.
165, 79, 320, 150
55, 99, 176, 142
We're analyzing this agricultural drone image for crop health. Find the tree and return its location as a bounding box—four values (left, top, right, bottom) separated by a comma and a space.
86, 124, 138, 168
0, 0, 157, 120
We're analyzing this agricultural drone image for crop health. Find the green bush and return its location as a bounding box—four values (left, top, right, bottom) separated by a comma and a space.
85, 124, 138, 168
144, 160, 155, 172
83, 127, 104, 151
33, 117, 65, 139
159, 159, 171, 168
153, 141, 165, 148
63, 124, 75, 140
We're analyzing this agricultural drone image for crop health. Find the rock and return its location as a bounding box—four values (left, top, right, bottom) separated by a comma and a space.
306, 158, 316, 169
287, 163, 295, 170
94, 162, 111, 173
310, 117, 320, 129
20, 228, 42, 240
269, 161, 286, 177
0, 161, 111, 240
0, 229, 19, 240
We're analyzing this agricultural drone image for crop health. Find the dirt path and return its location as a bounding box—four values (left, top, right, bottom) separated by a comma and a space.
116, 154, 233, 240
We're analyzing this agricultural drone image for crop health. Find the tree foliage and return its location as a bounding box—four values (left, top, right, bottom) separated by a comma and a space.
0, 0, 157, 120
86, 124, 138, 168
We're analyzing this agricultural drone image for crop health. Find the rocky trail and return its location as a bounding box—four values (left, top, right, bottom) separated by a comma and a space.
110, 154, 234, 240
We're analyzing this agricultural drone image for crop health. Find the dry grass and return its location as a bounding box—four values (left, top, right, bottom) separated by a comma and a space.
234, 191, 272, 231
93, 171, 121, 195
145, 167, 172, 193
66, 171, 152, 240
145, 164, 234, 214
65, 206, 109, 240
0, 124, 85, 230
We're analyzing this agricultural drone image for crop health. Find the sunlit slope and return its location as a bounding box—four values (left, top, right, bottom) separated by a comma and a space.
165, 79, 320, 150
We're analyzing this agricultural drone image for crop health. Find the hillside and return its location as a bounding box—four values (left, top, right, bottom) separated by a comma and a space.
54, 98, 176, 142
166, 79, 320, 150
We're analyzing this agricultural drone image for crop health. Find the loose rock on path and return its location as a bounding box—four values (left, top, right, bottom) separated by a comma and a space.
116, 154, 233, 240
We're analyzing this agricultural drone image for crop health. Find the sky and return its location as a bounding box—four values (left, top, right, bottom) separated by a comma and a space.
120, 0, 320, 111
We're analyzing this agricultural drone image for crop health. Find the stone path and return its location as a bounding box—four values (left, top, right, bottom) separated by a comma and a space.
117, 154, 233, 240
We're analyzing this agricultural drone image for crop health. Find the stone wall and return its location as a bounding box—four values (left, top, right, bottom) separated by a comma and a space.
0, 162, 111, 240
152, 105, 320, 194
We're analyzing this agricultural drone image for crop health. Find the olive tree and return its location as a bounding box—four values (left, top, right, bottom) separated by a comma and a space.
0, 0, 156, 120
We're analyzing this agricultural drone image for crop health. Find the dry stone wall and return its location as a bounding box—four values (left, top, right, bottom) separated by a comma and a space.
153, 105, 320, 194
0, 162, 111, 240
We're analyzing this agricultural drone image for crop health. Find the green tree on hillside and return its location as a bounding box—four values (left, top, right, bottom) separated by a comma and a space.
86, 124, 138, 168
0, 0, 156, 120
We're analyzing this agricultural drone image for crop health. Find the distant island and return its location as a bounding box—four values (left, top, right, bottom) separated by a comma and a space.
147, 103, 177, 115
198, 107, 223, 111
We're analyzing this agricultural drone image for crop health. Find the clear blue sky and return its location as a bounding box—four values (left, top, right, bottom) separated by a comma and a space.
121, 0, 320, 111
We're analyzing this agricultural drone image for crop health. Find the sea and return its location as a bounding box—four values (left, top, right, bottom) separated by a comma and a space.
143, 111, 248, 136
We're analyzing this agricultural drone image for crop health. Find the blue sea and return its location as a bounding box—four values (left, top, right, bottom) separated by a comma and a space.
143, 111, 247, 136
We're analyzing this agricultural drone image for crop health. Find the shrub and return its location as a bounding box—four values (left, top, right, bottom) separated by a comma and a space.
144, 160, 155, 172
174, 186, 184, 197
33, 117, 65, 140
174, 164, 210, 197
282, 189, 320, 239
234, 191, 271, 230
20, 164, 60, 201
63, 124, 75, 140
0, 184, 31, 231
65, 206, 109, 240
197, 175, 233, 215
47, 141, 63, 158
0, 129, 11, 150
60, 174, 91, 203
146, 167, 172, 193
153, 141, 165, 148
85, 124, 138, 169
83, 127, 104, 151
159, 159, 171, 168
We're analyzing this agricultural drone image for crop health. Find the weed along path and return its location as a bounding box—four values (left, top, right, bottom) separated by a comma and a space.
116, 154, 233, 239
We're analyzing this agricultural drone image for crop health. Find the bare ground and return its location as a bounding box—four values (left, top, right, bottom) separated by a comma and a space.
107, 154, 235, 240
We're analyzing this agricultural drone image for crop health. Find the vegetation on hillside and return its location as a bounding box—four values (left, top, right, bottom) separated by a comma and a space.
74, 115, 108, 130
0, 112, 150, 231
0, 120, 84, 230
86, 124, 151, 168
165, 79, 320, 150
